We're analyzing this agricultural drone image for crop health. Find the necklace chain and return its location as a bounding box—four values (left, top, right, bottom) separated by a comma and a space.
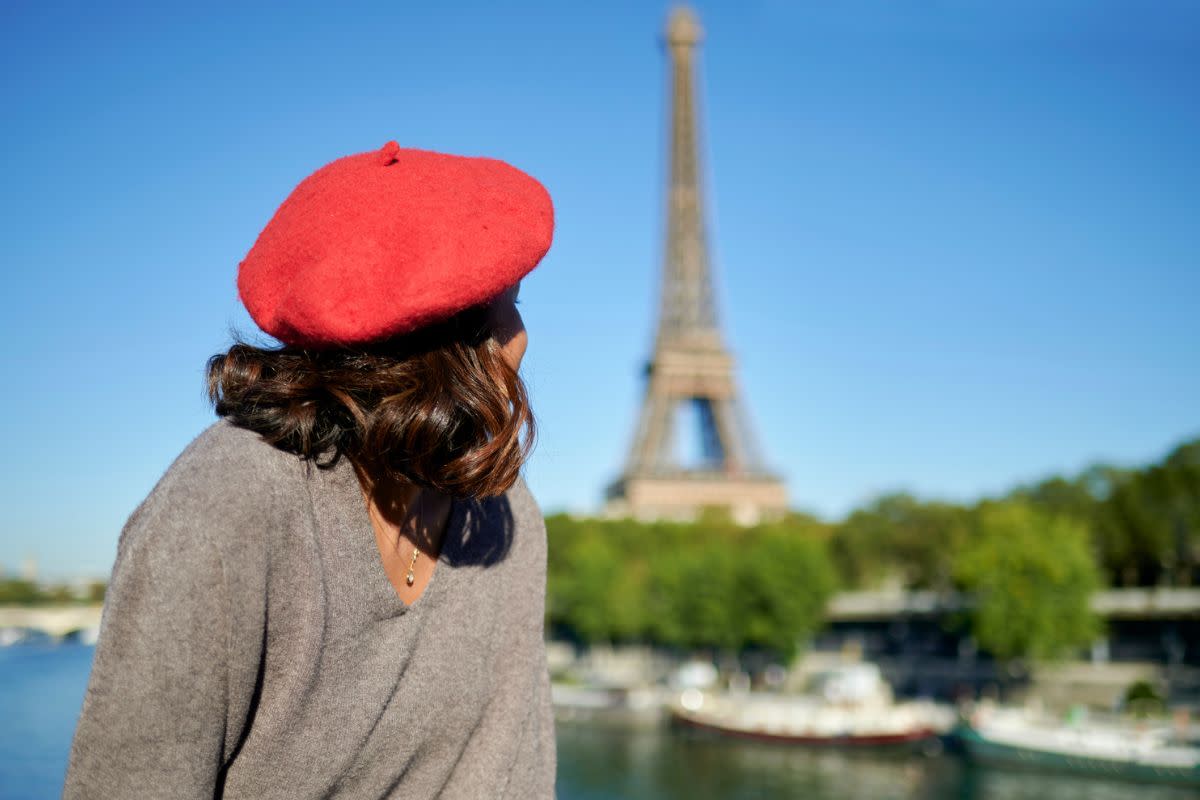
362, 477, 434, 590
405, 489, 424, 586
405, 545, 419, 586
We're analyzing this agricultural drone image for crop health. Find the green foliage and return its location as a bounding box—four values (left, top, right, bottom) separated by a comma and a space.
1095, 441, 1200, 586
648, 538, 742, 651
953, 501, 1103, 662
831, 493, 970, 590
84, 580, 107, 604
0, 579, 45, 605
543, 436, 1200, 661
1122, 679, 1166, 718
732, 529, 836, 662
829, 437, 1199, 591
546, 512, 837, 662
0, 578, 105, 606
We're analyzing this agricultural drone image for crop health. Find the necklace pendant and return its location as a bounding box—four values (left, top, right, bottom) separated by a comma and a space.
406, 571, 415, 586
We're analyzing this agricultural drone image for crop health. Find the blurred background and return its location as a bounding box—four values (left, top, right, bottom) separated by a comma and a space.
2, 1, 1197, 798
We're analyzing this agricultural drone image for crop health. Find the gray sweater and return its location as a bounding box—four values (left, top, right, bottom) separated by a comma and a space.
62, 417, 557, 799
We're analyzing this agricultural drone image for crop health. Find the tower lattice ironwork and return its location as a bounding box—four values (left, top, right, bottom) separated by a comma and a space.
604, 6, 788, 525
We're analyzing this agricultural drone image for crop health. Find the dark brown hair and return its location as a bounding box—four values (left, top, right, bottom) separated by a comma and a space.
204, 303, 534, 498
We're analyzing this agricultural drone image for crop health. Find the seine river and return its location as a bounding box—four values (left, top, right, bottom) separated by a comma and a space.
2, 643, 1191, 799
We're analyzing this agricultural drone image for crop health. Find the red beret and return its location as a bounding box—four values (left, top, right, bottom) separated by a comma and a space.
236, 140, 554, 348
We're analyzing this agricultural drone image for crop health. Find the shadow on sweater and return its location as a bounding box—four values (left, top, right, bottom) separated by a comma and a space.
448, 494, 515, 568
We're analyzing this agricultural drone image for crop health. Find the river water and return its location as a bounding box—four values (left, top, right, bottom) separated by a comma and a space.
2, 643, 1191, 799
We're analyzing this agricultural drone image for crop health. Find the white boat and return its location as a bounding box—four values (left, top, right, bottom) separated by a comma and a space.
668, 663, 957, 748
958, 702, 1200, 787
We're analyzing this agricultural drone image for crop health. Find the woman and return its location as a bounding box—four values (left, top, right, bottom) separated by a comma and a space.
62, 140, 558, 799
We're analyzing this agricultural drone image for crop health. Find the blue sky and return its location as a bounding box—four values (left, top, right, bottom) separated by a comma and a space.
2, 1, 1197, 579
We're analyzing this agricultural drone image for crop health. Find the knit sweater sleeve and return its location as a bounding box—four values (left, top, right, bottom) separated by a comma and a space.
496, 475, 558, 799
502, 646, 558, 799
62, 422, 273, 799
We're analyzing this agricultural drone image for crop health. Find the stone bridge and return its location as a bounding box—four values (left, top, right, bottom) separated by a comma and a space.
0, 605, 102, 640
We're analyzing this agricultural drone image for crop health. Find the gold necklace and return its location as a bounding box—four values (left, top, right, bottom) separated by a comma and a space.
405, 489, 424, 586
405, 545, 419, 586
364, 477, 426, 588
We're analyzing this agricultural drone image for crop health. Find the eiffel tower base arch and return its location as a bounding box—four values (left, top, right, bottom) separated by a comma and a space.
603, 474, 789, 526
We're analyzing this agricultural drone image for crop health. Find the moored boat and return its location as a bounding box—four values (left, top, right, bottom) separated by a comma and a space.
958, 703, 1200, 787
667, 663, 956, 749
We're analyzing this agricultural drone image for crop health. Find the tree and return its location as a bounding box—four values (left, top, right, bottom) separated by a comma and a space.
0, 578, 43, 605
1013, 475, 1102, 523
831, 493, 969, 590
953, 500, 1102, 662
545, 512, 838, 660
648, 538, 741, 652
732, 529, 836, 662
547, 515, 650, 643
1094, 441, 1200, 586
85, 580, 107, 604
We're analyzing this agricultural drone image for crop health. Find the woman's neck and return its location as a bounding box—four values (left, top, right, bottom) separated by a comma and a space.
352, 463, 454, 553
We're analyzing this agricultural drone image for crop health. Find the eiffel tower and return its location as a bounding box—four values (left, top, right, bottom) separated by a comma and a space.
604, 5, 788, 525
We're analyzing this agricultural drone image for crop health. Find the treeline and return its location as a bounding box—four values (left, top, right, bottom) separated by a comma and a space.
546, 510, 836, 663
0, 578, 106, 606
833, 438, 1199, 590
546, 437, 1198, 663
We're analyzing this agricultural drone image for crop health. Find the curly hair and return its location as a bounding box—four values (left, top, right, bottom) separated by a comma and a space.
204, 302, 535, 498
